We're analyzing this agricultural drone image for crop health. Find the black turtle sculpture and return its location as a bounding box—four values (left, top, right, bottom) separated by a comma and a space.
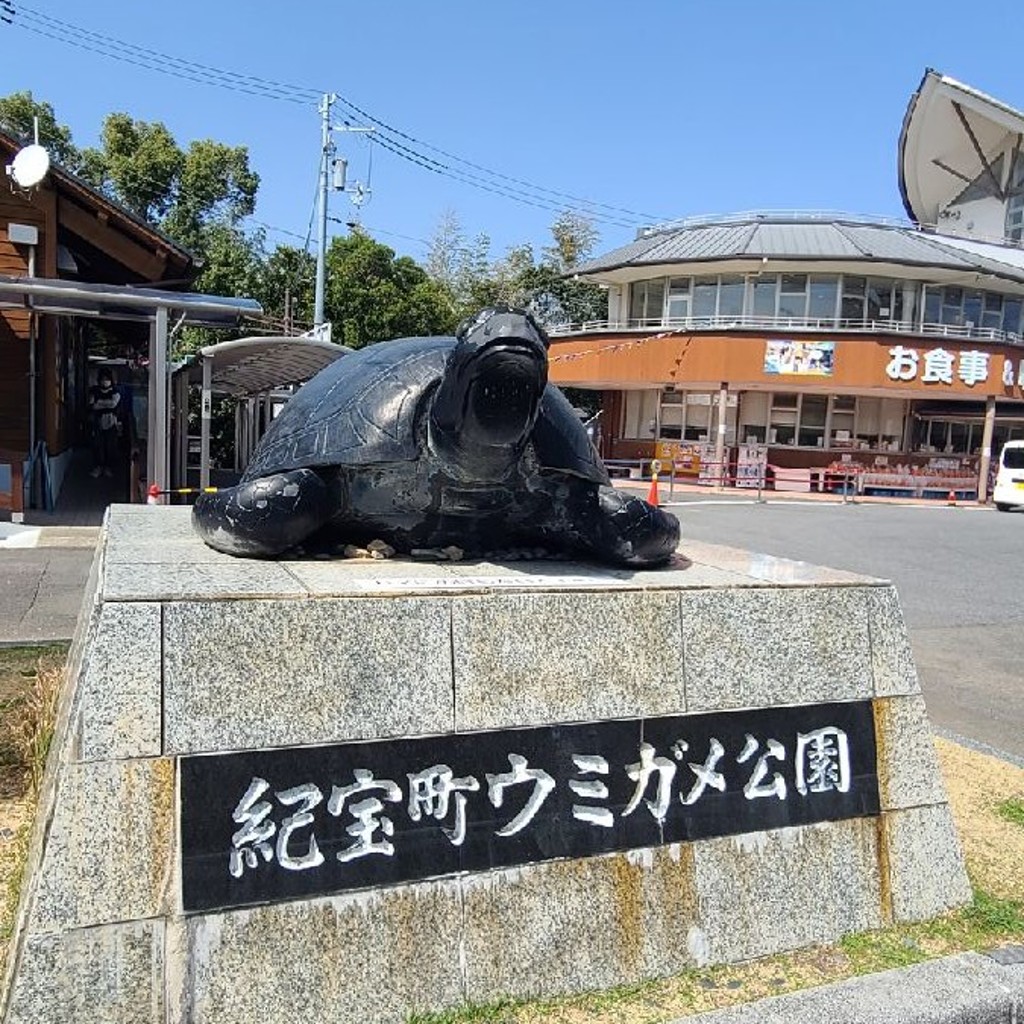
193, 307, 679, 567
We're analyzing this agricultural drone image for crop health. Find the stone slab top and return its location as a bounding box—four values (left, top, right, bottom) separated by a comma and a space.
101, 504, 885, 602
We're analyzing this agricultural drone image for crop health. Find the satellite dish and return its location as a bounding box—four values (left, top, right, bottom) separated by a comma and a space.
7, 144, 50, 189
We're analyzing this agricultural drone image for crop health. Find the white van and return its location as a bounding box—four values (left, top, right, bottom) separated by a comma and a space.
993, 440, 1024, 512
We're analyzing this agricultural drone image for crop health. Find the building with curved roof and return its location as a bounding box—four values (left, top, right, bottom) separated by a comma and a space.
548, 73, 1024, 501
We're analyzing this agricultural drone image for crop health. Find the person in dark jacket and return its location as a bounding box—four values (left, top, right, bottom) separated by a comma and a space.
88, 369, 123, 478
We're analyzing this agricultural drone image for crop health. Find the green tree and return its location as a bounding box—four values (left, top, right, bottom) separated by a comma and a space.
325, 230, 454, 348
424, 210, 607, 329
0, 90, 80, 168
77, 113, 258, 250
259, 245, 317, 332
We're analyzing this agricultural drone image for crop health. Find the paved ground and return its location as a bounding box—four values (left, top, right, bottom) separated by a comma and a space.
2, 493, 1022, 762
659, 491, 1024, 763
0, 525, 97, 645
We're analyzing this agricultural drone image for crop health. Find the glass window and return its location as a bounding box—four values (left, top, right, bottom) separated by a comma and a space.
927, 420, 948, 451
1004, 446, 1024, 469
841, 275, 865, 320
1004, 297, 1022, 336
948, 421, 969, 453
866, 279, 893, 320
646, 280, 665, 322
923, 287, 941, 324
941, 286, 963, 325
1007, 188, 1024, 242
683, 394, 712, 441
778, 275, 807, 318
982, 292, 1003, 330
962, 290, 983, 328
751, 277, 777, 317
891, 286, 904, 322
659, 399, 683, 440
667, 278, 690, 320
692, 278, 717, 318
739, 391, 769, 443
798, 395, 827, 447
629, 282, 647, 322
718, 276, 744, 317
629, 280, 665, 322
808, 276, 838, 320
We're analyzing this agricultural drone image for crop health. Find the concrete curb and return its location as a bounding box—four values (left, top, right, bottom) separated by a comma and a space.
670, 948, 1024, 1023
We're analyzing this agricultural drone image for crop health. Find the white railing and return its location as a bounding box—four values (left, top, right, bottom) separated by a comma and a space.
546, 314, 1024, 346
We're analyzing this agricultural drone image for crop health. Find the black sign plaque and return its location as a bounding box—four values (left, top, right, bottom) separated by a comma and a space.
180, 700, 879, 913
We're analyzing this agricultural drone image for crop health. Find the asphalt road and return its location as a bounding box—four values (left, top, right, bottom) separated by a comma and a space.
665, 494, 1024, 763
0, 546, 94, 646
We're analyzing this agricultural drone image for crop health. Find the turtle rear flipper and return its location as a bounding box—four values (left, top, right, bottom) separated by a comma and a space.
193, 469, 337, 557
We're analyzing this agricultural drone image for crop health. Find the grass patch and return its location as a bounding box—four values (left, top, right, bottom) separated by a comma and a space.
995, 797, 1024, 829
404, 884, 1024, 1024
0, 645, 67, 982
0, 646, 66, 792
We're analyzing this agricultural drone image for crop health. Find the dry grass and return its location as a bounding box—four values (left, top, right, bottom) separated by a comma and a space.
0, 645, 66, 980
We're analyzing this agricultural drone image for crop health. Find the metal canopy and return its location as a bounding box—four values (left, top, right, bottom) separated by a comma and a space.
0, 273, 262, 325
176, 335, 349, 397
172, 335, 349, 489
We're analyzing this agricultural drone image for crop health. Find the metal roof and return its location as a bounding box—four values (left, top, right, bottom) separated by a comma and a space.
0, 274, 261, 326
175, 336, 350, 397
573, 215, 1024, 284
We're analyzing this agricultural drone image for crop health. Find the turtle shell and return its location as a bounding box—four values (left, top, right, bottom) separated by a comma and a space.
243, 334, 608, 485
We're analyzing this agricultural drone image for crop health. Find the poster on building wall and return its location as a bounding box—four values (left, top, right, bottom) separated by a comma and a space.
764, 340, 835, 376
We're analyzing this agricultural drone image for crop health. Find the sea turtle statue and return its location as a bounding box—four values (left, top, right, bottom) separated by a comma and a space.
192, 307, 679, 567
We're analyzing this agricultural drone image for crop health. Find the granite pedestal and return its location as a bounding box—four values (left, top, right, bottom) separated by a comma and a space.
1, 505, 971, 1024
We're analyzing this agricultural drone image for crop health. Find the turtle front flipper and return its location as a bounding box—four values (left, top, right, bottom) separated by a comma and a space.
193, 469, 337, 557
584, 485, 680, 568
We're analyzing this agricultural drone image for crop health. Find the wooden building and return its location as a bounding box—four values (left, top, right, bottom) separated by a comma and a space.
0, 127, 196, 507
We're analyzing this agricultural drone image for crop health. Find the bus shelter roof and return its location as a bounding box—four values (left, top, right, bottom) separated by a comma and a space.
174, 335, 349, 397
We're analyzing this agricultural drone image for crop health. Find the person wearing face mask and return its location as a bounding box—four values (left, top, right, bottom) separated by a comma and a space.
88, 369, 123, 478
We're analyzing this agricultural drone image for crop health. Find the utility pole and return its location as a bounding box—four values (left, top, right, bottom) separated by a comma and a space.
313, 92, 336, 331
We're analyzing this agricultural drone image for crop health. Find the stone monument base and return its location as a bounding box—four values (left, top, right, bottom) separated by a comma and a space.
1, 506, 970, 1024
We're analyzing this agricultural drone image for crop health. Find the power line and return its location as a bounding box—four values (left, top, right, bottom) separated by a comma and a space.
15, 5, 318, 105
333, 95, 665, 224
6, 4, 663, 228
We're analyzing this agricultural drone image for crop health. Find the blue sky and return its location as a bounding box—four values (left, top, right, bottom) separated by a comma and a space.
3, 1, 1023, 266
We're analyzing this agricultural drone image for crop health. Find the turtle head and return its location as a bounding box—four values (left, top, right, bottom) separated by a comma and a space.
429, 307, 549, 477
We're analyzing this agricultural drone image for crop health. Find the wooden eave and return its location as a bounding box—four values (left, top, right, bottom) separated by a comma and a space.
0, 130, 197, 285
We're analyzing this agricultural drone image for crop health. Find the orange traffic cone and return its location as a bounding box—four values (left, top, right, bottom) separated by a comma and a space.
947, 489, 956, 507
647, 473, 660, 508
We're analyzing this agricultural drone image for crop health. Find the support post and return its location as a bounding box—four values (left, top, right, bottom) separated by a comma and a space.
715, 383, 729, 488
148, 307, 169, 495
173, 370, 188, 494
200, 355, 213, 490
978, 395, 996, 503
314, 93, 336, 329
